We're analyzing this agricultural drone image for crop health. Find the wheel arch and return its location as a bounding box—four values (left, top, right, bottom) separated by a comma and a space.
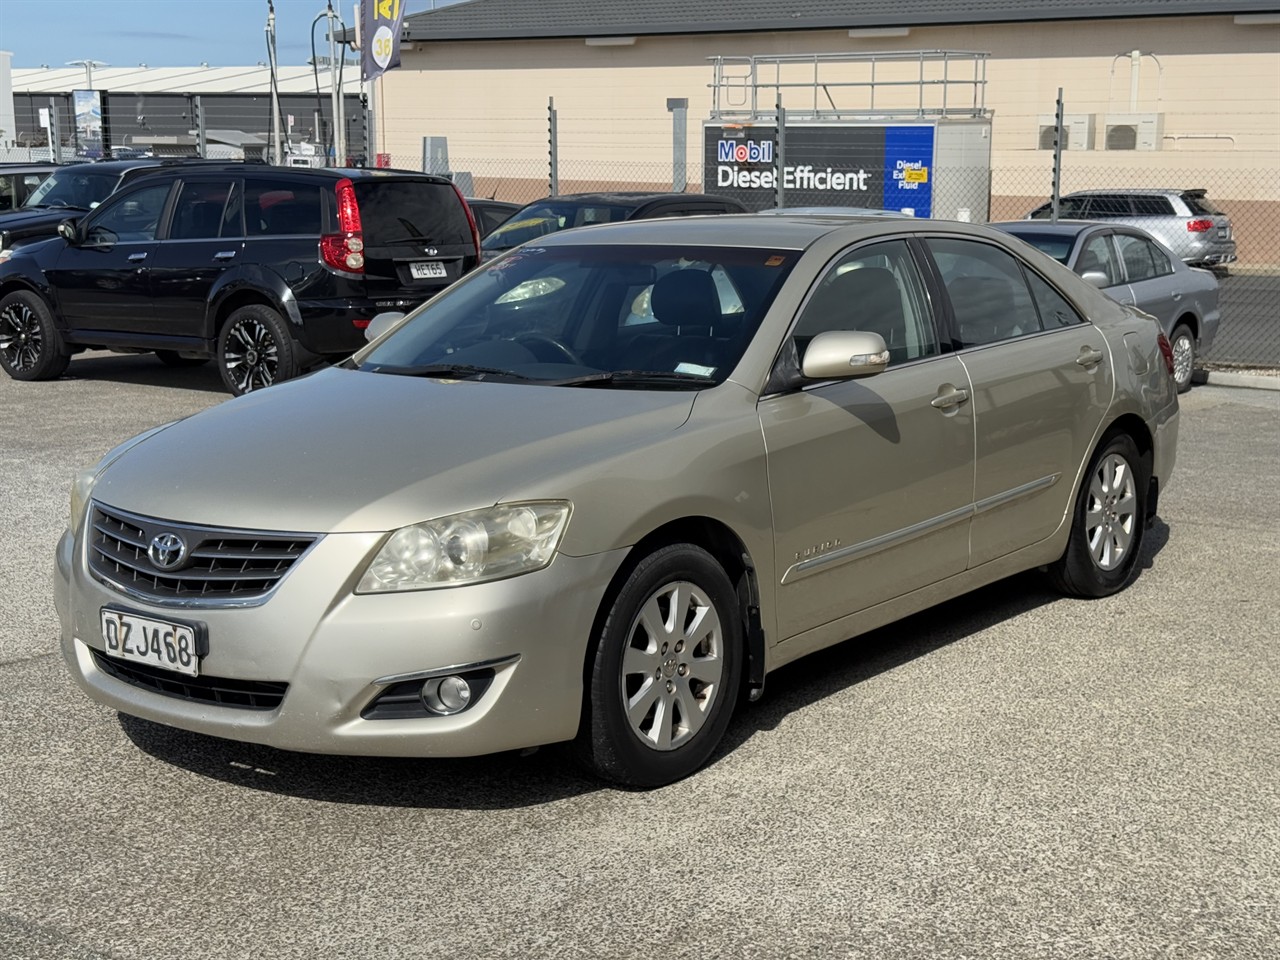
581, 516, 767, 707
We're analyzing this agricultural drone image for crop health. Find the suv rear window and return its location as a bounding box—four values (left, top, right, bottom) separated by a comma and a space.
352, 180, 472, 246
246, 179, 324, 236
1181, 193, 1224, 216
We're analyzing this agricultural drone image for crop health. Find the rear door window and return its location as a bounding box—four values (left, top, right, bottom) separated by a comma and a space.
928, 238, 1041, 346
353, 180, 473, 247
1131, 196, 1175, 216
1085, 195, 1133, 217
168, 180, 234, 240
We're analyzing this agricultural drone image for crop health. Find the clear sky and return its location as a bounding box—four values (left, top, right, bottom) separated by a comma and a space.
0, 0, 453, 68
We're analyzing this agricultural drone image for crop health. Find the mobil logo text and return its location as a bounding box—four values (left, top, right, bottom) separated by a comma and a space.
716, 140, 775, 163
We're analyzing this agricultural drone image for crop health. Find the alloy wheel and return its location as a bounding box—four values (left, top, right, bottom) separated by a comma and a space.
0, 298, 43, 373
1085, 453, 1137, 571
620, 580, 725, 751
1171, 332, 1194, 387
222, 318, 279, 393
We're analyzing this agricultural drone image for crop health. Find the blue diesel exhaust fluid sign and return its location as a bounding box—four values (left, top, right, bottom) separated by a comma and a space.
705, 123, 935, 216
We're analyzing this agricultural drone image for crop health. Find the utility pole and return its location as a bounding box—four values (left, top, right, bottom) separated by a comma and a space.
265, 1, 285, 164
328, 2, 346, 164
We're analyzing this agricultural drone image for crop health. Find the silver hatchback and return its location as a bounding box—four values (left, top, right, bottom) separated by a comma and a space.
1027, 189, 1237, 268
56, 215, 1180, 787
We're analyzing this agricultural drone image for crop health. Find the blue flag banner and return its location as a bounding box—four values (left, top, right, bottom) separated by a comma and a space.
361, 0, 407, 83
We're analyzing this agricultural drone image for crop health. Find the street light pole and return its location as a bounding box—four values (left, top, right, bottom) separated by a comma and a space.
66, 58, 108, 89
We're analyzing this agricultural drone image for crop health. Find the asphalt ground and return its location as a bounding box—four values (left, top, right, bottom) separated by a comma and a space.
1, 353, 1278, 960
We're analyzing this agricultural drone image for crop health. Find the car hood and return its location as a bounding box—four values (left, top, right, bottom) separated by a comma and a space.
0, 207, 81, 228
92, 367, 697, 534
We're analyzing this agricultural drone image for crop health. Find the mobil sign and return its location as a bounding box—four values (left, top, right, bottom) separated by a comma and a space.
704, 123, 935, 216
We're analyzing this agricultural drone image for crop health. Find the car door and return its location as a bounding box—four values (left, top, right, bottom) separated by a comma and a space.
924, 236, 1114, 568
46, 181, 173, 334
760, 239, 975, 641
1113, 232, 1179, 330
146, 177, 244, 338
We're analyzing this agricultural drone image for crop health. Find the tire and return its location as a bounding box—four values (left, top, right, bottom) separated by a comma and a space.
216, 304, 298, 396
155, 350, 211, 368
1169, 323, 1195, 394
578, 543, 743, 788
1047, 433, 1147, 598
0, 290, 70, 382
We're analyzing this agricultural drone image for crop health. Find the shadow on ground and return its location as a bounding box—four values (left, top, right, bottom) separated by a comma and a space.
119, 519, 1171, 809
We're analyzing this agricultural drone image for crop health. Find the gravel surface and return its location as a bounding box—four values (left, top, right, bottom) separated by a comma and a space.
1, 354, 1277, 960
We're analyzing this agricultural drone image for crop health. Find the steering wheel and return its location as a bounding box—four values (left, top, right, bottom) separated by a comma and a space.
512, 332, 583, 365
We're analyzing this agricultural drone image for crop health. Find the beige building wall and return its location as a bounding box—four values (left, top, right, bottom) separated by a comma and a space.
373, 14, 1280, 260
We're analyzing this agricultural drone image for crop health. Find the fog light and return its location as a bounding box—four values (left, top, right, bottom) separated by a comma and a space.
421, 675, 472, 715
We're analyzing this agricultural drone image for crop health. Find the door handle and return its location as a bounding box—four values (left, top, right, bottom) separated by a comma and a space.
127, 252, 148, 262
1076, 347, 1105, 367
931, 385, 969, 409
213, 250, 237, 261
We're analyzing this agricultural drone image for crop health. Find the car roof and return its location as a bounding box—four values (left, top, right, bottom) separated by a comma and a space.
992, 219, 1097, 236
1058, 188, 1206, 197
523, 191, 730, 206
527, 212, 1004, 250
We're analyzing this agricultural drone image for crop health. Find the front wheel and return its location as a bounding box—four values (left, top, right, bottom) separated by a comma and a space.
578, 544, 742, 788
216, 304, 298, 396
0, 290, 70, 382
1047, 433, 1147, 598
1169, 323, 1195, 394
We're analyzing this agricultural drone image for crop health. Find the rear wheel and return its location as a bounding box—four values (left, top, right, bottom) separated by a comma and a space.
216, 304, 298, 396
1048, 433, 1147, 598
1169, 323, 1195, 394
578, 544, 742, 788
0, 290, 69, 381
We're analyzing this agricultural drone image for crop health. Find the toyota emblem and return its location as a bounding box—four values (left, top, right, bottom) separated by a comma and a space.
148, 532, 188, 571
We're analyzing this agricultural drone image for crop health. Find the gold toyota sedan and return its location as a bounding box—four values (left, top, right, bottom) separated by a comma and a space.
56, 215, 1179, 787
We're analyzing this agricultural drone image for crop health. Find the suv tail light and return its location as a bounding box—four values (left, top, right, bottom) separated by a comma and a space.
1186, 219, 1214, 233
1156, 332, 1176, 378
321, 178, 365, 273
452, 183, 482, 261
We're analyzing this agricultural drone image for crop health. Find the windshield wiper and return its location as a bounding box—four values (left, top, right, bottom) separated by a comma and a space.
372, 362, 531, 381
550, 370, 715, 388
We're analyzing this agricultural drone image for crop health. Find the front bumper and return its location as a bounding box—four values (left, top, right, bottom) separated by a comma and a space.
56, 524, 627, 757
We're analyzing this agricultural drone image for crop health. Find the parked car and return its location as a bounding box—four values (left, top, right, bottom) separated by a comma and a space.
0, 164, 481, 394
480, 191, 748, 260
0, 163, 61, 213
0, 159, 241, 254
464, 197, 522, 238
757, 205, 910, 217
56, 215, 1180, 787
1025, 189, 1236, 269
992, 220, 1218, 393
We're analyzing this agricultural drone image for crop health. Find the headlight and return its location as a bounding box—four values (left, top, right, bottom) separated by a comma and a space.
68, 421, 181, 534
357, 501, 572, 593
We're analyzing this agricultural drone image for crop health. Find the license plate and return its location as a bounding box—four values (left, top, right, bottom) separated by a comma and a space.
410, 261, 447, 280
1217, 227, 1228, 238
101, 609, 200, 677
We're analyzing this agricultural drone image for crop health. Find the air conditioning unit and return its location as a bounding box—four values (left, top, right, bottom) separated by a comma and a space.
1103, 113, 1164, 151
1038, 114, 1096, 151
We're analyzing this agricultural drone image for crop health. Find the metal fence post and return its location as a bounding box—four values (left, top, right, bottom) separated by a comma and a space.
194, 95, 207, 159
1051, 88, 1063, 222
775, 101, 786, 209
667, 98, 688, 192
47, 97, 63, 163
548, 97, 559, 196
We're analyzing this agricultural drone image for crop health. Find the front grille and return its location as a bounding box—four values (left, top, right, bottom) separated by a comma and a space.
89, 503, 317, 604
92, 650, 288, 710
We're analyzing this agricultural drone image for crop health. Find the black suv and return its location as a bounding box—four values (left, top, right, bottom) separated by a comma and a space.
480, 191, 748, 260
0, 165, 481, 394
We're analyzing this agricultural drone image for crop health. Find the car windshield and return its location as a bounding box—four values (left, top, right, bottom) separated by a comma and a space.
23, 170, 121, 210
1001, 231, 1075, 264
482, 201, 638, 251
356, 243, 799, 388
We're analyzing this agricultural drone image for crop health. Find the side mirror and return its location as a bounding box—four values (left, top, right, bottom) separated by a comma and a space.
1079, 270, 1110, 289
364, 311, 405, 343
801, 330, 890, 380
57, 219, 80, 244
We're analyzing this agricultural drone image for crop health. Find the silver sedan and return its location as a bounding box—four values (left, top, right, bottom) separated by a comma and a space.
56, 215, 1180, 788
992, 220, 1220, 392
